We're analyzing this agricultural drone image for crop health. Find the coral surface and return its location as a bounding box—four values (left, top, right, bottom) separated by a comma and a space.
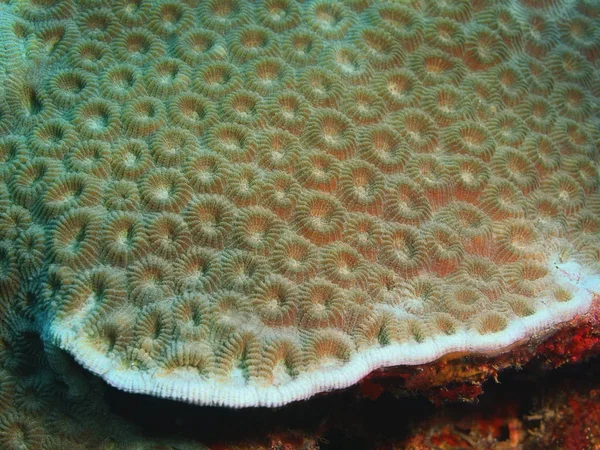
0, 0, 599, 420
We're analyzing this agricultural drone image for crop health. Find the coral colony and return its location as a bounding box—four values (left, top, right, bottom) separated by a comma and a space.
0, 0, 599, 445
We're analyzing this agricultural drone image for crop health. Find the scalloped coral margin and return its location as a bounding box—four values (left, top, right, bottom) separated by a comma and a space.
47, 258, 600, 408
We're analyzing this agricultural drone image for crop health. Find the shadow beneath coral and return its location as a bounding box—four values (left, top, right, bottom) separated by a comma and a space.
102, 356, 600, 449
104, 381, 430, 448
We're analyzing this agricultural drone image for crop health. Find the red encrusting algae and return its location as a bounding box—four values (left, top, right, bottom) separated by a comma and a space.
359, 294, 600, 405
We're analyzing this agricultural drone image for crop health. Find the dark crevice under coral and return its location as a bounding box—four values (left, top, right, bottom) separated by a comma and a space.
100, 350, 600, 449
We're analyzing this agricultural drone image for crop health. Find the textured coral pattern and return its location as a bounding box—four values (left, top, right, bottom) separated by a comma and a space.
0, 0, 599, 407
